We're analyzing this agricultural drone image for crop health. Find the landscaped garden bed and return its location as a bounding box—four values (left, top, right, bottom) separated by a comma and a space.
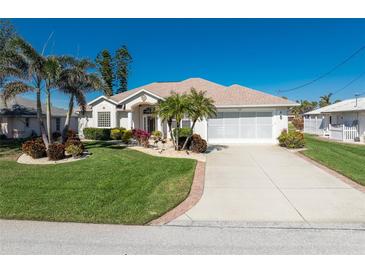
0, 141, 196, 224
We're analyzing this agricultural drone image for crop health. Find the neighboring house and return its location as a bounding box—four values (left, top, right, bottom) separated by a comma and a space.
0, 95, 78, 139
303, 97, 365, 143
78, 78, 298, 144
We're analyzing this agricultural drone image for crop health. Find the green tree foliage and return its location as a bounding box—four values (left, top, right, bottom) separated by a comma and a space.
319, 92, 333, 108
291, 100, 318, 116
115, 45, 132, 93
95, 49, 113, 96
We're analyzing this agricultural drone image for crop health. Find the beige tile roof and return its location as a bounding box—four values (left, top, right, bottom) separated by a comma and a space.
103, 77, 296, 107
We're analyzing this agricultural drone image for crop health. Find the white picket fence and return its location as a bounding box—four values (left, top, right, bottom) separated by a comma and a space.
329, 124, 359, 141
303, 117, 324, 135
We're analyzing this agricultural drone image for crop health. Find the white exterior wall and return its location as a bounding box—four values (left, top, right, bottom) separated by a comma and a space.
118, 111, 129, 129
194, 119, 207, 140
359, 111, 365, 141
92, 100, 117, 128
273, 108, 288, 138
1, 116, 78, 139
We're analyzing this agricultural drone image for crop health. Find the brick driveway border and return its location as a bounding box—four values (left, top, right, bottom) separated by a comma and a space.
149, 161, 205, 225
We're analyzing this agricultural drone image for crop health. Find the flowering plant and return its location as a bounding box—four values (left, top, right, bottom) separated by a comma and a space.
132, 129, 151, 147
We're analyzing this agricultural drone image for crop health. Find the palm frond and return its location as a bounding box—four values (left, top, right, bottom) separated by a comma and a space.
2, 81, 34, 102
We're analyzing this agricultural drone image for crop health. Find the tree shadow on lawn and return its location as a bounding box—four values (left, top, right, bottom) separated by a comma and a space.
83, 141, 128, 150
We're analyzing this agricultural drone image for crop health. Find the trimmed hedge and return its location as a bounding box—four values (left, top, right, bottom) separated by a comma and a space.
83, 128, 111, 140
122, 130, 132, 143
110, 127, 126, 140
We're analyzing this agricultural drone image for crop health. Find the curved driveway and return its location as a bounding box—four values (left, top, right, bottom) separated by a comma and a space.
171, 145, 365, 226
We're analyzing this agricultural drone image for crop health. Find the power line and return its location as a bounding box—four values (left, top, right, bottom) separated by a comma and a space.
278, 45, 365, 93
332, 71, 365, 95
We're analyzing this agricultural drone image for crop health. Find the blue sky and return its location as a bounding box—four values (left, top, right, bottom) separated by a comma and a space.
10, 18, 365, 108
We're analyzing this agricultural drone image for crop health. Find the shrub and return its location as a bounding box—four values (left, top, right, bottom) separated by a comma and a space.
278, 130, 305, 149
278, 130, 288, 147
47, 143, 65, 160
151, 130, 162, 140
83, 127, 111, 140
65, 144, 84, 157
132, 129, 151, 147
173, 127, 192, 138
22, 138, 46, 159
173, 128, 193, 149
122, 130, 132, 143
52, 131, 61, 141
190, 134, 207, 153
65, 137, 84, 151
110, 128, 125, 140
292, 116, 304, 130
0, 134, 7, 140
67, 129, 77, 139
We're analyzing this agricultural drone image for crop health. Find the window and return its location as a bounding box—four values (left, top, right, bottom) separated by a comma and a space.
25, 118, 30, 127
97, 112, 111, 127
56, 118, 61, 131
181, 119, 191, 128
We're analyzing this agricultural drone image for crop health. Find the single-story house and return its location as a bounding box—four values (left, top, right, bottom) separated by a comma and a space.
0, 95, 78, 139
78, 78, 298, 144
303, 97, 365, 143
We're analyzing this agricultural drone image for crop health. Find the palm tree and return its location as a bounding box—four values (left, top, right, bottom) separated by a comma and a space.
43, 56, 61, 142
154, 92, 190, 150
57, 57, 102, 143
181, 88, 216, 150
1, 37, 50, 148
319, 92, 333, 108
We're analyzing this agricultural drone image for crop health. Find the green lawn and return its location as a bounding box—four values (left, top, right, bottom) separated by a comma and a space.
302, 134, 365, 186
0, 139, 22, 160
0, 141, 196, 224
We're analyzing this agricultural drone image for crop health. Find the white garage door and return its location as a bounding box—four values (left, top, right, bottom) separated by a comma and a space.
208, 111, 273, 143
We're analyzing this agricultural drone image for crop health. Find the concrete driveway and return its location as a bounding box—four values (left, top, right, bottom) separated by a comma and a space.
171, 145, 365, 226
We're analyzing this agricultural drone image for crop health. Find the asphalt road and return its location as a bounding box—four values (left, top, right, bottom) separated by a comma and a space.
1, 220, 364, 254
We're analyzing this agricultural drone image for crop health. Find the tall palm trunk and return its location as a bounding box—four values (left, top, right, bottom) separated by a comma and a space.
175, 122, 180, 151
62, 93, 74, 143
45, 86, 52, 143
167, 119, 175, 147
36, 87, 49, 149
182, 119, 196, 150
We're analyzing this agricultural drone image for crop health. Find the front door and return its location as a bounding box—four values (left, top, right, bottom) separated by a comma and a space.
143, 115, 156, 133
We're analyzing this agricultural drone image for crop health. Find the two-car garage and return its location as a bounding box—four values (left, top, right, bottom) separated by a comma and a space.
207, 110, 275, 144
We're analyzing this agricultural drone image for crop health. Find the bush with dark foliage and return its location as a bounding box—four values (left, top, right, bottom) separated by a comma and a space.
52, 132, 61, 141
47, 143, 65, 160
190, 134, 207, 153
0, 134, 7, 140
67, 129, 77, 140
21, 138, 46, 159
83, 128, 111, 140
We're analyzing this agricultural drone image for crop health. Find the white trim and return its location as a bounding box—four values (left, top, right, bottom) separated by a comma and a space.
88, 96, 118, 106
116, 89, 165, 105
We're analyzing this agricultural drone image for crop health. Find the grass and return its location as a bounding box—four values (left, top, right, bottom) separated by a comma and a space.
0, 139, 23, 160
0, 141, 196, 224
302, 134, 365, 186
